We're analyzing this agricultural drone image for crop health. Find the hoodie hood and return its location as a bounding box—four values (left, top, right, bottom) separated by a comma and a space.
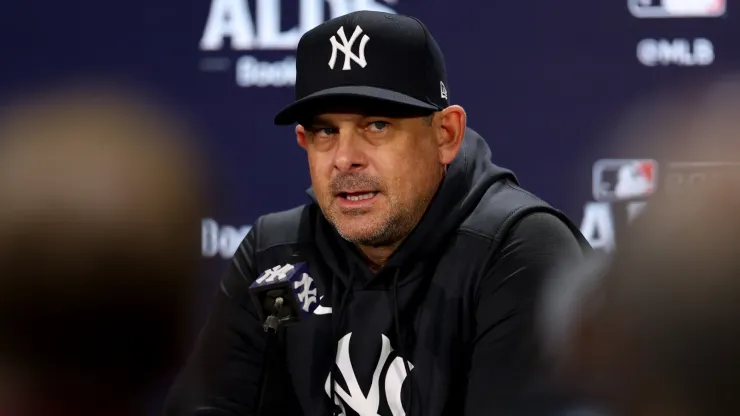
308, 127, 516, 286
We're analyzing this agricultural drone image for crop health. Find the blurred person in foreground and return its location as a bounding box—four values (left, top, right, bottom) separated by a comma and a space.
0, 84, 205, 416
540, 75, 740, 416
571, 183, 740, 416
166, 10, 591, 416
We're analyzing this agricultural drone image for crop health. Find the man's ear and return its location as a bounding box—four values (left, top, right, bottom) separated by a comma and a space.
436, 105, 466, 165
296, 124, 308, 150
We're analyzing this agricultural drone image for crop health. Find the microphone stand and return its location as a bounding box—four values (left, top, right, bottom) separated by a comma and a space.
263, 297, 285, 333
256, 297, 292, 416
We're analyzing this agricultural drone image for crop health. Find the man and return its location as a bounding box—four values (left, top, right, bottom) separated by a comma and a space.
165, 10, 590, 416
0, 83, 204, 415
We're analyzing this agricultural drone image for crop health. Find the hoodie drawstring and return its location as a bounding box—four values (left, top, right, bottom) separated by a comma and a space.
392, 269, 414, 416
329, 272, 356, 415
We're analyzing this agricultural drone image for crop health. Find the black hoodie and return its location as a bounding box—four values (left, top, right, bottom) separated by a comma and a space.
165, 128, 591, 416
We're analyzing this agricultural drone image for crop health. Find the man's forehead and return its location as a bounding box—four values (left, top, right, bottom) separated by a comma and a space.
309, 113, 371, 125
298, 100, 433, 126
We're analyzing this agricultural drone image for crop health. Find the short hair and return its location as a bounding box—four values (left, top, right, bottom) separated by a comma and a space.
422, 113, 435, 126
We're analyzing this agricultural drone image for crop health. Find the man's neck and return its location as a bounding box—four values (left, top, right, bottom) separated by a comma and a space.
357, 242, 401, 273
356, 167, 447, 272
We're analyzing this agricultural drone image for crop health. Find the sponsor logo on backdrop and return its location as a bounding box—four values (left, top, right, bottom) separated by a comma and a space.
198, 0, 398, 88
580, 159, 740, 251
663, 161, 740, 194
636, 38, 714, 67
631, 1, 720, 66
629, 0, 726, 18
580, 201, 648, 252
592, 159, 657, 202
580, 159, 653, 252
202, 218, 252, 259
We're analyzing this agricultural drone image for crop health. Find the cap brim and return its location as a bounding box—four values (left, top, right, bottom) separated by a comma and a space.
273, 86, 441, 125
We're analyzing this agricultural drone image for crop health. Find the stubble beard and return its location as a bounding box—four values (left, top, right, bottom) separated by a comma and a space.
322, 160, 442, 248
326, 193, 431, 247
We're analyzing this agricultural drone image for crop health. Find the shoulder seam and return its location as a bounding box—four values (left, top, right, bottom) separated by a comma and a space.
459, 206, 565, 246
504, 179, 546, 204
493, 204, 532, 245
458, 205, 542, 243
457, 228, 494, 242
253, 205, 312, 255
256, 240, 312, 255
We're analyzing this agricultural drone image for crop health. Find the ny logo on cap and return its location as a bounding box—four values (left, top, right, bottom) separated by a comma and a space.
328, 26, 370, 71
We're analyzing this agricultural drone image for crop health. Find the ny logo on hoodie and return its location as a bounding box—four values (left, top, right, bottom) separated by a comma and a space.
325, 333, 414, 416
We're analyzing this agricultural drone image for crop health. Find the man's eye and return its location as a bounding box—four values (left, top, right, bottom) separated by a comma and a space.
368, 121, 389, 132
313, 127, 338, 137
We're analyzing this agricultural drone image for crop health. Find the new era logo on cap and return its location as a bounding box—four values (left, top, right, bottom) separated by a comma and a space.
274, 11, 450, 125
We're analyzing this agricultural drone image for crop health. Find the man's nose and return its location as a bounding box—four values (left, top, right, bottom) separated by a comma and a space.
333, 133, 367, 172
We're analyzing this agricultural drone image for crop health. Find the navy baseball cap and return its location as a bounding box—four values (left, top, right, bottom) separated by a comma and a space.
273, 11, 450, 125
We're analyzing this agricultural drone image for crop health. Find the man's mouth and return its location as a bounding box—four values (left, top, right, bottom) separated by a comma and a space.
338, 191, 378, 201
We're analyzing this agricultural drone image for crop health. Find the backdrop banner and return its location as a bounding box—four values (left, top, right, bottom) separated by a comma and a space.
2, 0, 737, 327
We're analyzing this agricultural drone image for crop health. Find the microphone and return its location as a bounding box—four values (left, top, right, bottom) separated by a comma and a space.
249, 260, 319, 332
250, 259, 321, 416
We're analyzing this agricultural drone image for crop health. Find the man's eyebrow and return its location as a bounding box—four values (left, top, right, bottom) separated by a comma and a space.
303, 116, 335, 128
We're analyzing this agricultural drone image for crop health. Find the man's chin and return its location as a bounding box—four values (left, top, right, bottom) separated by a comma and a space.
336, 206, 374, 217
333, 222, 386, 246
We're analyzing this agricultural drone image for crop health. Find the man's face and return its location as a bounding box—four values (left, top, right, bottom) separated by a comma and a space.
296, 112, 444, 247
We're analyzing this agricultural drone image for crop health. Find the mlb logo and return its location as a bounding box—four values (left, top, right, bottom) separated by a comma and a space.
592, 159, 658, 202
628, 0, 726, 18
